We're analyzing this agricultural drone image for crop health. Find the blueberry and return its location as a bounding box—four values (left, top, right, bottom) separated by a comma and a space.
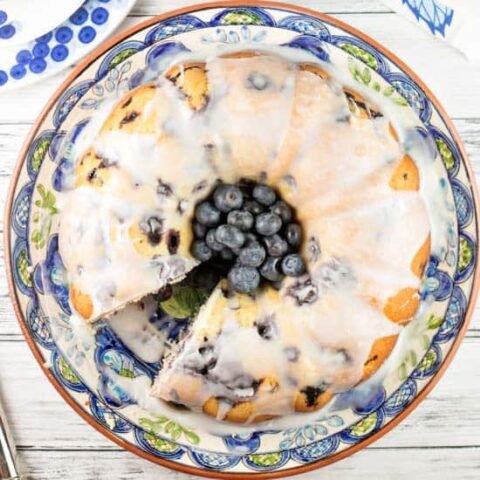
246, 72, 270, 91
227, 210, 254, 231
285, 223, 302, 247
197, 345, 217, 374
225, 373, 259, 392
215, 224, 245, 249
270, 200, 292, 223
213, 184, 243, 212
244, 199, 264, 215
264, 234, 289, 257
196, 202, 220, 226
228, 266, 260, 293
260, 256, 284, 282
220, 247, 235, 262
256, 317, 276, 340
206, 229, 224, 251
253, 184, 276, 206
256, 213, 282, 236
284, 346, 300, 362
193, 221, 207, 238
191, 240, 212, 261
281, 254, 305, 277
189, 344, 217, 375
238, 241, 266, 267
140, 216, 163, 245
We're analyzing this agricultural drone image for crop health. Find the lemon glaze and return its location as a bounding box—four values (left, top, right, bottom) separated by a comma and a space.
54, 43, 453, 431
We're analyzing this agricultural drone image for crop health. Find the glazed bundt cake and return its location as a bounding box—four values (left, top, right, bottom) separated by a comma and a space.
59, 50, 430, 423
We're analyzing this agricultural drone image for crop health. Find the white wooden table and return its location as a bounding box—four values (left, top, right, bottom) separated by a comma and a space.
1, 1, 479, 479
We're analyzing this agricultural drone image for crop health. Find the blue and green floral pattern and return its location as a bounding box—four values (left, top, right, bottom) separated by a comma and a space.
6, 4, 477, 476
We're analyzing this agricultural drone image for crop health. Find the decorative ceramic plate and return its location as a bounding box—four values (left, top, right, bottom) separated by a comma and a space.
0, 0, 84, 47
6, 2, 479, 477
0, 0, 135, 91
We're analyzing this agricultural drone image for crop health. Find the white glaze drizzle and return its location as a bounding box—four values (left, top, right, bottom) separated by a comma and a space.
56, 43, 453, 430
107, 296, 166, 364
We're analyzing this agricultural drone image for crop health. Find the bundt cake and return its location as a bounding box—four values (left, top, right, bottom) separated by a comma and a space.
58, 49, 430, 423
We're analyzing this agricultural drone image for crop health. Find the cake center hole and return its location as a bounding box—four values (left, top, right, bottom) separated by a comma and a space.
190, 180, 305, 294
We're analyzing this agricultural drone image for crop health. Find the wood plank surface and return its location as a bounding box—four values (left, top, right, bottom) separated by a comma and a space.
14, 447, 480, 480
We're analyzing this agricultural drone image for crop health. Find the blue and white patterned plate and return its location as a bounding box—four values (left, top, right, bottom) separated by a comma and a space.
5, 2, 479, 477
0, 0, 135, 91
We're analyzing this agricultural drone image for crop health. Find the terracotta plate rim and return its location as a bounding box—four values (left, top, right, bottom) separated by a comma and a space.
4, 1, 480, 478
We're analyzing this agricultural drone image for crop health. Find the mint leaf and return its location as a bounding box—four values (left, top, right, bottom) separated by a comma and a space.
160, 285, 208, 319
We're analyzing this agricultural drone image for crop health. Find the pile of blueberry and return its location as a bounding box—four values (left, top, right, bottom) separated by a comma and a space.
191, 182, 305, 294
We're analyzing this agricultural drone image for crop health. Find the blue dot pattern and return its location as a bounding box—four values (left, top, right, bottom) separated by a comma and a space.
0, 0, 132, 87
36, 32, 53, 43
0, 24, 16, 39
70, 7, 88, 26
33, 43, 50, 58
92, 7, 109, 25
10, 64, 26, 80
30, 58, 47, 74
51, 45, 69, 62
79, 26, 96, 44
55, 26, 73, 44
0, 70, 8, 86
16, 50, 32, 65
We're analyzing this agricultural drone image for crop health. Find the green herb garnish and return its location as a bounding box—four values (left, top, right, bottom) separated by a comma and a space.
160, 285, 209, 319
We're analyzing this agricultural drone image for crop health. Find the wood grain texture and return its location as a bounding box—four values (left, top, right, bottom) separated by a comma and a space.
0, 1, 479, 479
15, 448, 480, 480
130, 0, 393, 15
